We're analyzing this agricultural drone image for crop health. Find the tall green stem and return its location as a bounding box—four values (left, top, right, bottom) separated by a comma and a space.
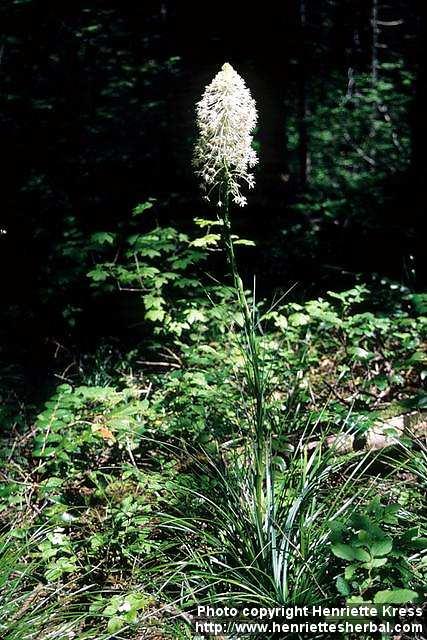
220, 192, 269, 537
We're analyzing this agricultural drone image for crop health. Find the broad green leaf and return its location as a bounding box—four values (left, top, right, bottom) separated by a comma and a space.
87, 267, 109, 282
233, 238, 256, 246
185, 309, 207, 324
370, 538, 393, 557
288, 312, 310, 327
194, 217, 223, 228
331, 543, 357, 561
191, 234, 220, 247
373, 589, 418, 604
370, 557, 388, 568
132, 201, 153, 216
91, 232, 116, 245
336, 575, 351, 596
353, 548, 371, 562
344, 564, 358, 580
107, 616, 125, 633
145, 309, 165, 322
143, 294, 164, 310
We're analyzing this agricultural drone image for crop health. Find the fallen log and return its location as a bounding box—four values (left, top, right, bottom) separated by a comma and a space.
307, 410, 426, 454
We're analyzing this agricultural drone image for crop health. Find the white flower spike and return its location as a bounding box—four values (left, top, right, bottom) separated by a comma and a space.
193, 62, 258, 207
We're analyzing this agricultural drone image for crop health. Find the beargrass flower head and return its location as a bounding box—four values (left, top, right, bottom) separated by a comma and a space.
193, 62, 258, 207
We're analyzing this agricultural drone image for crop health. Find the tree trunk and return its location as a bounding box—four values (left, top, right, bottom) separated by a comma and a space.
409, 0, 427, 287
372, 0, 379, 84
297, 0, 309, 189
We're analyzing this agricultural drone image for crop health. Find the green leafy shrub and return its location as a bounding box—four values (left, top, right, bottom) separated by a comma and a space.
87, 209, 216, 338
33, 384, 149, 475
329, 497, 426, 604
265, 284, 426, 416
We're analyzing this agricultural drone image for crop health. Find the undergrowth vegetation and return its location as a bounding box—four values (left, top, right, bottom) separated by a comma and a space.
1, 201, 426, 638
1, 56, 426, 640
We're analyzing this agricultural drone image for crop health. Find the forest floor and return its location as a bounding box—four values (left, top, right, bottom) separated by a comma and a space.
0, 283, 426, 639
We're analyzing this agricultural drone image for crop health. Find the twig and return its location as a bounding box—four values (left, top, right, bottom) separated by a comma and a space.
323, 380, 353, 407
136, 360, 180, 369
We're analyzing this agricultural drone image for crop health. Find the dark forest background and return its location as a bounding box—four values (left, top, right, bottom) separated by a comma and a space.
0, 0, 426, 403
